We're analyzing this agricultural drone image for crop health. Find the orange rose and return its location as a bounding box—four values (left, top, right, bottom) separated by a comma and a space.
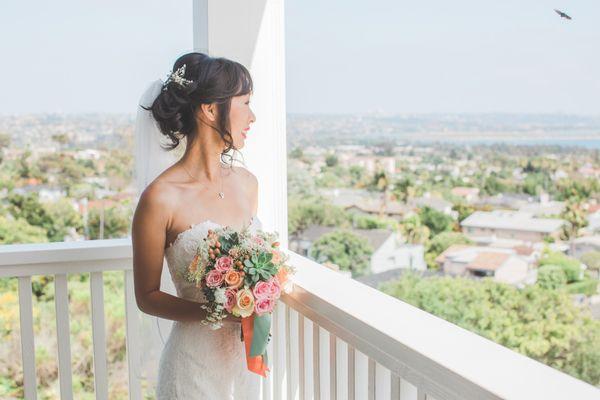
276, 267, 288, 286
224, 269, 244, 289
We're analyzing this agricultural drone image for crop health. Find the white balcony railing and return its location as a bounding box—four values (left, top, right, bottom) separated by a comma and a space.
1, 239, 599, 400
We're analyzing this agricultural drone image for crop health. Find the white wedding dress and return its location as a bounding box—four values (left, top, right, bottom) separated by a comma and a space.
156, 216, 263, 400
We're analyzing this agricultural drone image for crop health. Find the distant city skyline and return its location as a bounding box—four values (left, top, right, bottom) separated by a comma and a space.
1, 0, 599, 115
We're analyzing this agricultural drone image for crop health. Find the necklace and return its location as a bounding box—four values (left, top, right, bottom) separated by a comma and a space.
181, 163, 225, 199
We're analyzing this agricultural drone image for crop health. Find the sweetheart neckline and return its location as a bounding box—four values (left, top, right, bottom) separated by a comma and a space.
166, 215, 258, 250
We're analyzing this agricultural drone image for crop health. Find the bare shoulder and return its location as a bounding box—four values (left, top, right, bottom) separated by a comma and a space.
134, 179, 176, 226
232, 165, 258, 190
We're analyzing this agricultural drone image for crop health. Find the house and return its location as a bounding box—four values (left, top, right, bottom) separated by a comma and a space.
461, 210, 565, 243
570, 236, 600, 258
435, 245, 531, 285
409, 194, 455, 217
288, 224, 420, 274
321, 188, 410, 220
451, 187, 480, 203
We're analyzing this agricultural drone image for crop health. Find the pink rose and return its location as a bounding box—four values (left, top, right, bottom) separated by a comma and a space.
252, 281, 271, 299
215, 256, 234, 273
252, 236, 265, 246
254, 296, 275, 316
267, 277, 281, 299
224, 288, 237, 313
205, 269, 224, 288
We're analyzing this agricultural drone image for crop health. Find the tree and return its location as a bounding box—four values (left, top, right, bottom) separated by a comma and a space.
536, 265, 568, 290
425, 231, 472, 269
7, 192, 54, 235
418, 206, 454, 237
44, 198, 84, 241
560, 201, 588, 241
452, 202, 475, 223
393, 177, 416, 204
325, 154, 338, 167
399, 214, 430, 245
87, 202, 132, 240
482, 174, 506, 195
0, 215, 48, 244
288, 196, 349, 236
309, 229, 373, 277
290, 147, 304, 159
368, 167, 391, 218
51, 133, 70, 151
379, 273, 600, 385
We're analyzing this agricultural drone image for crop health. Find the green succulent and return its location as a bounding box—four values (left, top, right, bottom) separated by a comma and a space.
244, 252, 278, 285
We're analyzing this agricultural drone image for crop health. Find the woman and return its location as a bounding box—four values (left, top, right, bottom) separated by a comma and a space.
131, 52, 261, 399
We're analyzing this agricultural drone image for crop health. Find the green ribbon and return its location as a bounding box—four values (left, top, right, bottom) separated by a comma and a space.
250, 313, 271, 357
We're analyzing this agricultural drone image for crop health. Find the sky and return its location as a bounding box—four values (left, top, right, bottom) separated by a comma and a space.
1, 0, 599, 115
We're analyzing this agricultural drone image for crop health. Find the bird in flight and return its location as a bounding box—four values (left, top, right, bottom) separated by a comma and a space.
554, 9, 572, 20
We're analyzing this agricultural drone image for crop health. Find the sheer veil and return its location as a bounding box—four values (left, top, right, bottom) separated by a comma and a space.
132, 79, 180, 384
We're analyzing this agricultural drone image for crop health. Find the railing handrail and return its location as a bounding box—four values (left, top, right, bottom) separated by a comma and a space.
0, 238, 132, 277
1, 240, 598, 399
283, 251, 600, 400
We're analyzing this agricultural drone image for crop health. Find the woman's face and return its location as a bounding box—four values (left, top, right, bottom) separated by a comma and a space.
229, 93, 255, 149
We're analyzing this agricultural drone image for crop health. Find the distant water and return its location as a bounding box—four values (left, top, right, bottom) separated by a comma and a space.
410, 138, 600, 149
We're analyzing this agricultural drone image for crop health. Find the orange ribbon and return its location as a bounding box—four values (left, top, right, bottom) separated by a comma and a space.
241, 314, 270, 377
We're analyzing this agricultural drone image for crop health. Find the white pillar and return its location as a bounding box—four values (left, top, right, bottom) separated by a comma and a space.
193, 0, 288, 248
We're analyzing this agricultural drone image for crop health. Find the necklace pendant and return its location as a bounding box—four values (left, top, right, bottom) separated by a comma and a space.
218, 192, 225, 199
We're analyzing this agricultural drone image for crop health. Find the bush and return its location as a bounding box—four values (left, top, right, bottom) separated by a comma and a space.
538, 250, 583, 282
565, 279, 599, 296
379, 273, 600, 385
537, 265, 567, 290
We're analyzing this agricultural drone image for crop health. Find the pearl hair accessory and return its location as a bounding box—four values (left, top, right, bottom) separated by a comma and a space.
163, 64, 193, 91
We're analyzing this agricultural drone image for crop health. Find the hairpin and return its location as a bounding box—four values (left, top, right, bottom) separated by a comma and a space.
163, 64, 193, 91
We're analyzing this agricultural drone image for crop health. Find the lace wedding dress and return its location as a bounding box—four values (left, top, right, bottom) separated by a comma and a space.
156, 216, 263, 400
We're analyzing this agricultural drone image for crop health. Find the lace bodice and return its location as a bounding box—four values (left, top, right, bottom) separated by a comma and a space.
164, 216, 262, 303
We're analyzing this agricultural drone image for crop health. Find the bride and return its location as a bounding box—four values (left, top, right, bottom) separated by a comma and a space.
131, 52, 262, 399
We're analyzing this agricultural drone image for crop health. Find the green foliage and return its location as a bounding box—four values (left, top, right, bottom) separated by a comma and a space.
325, 154, 338, 167
560, 201, 588, 240
521, 172, 552, 196
424, 231, 472, 269
418, 206, 454, 237
287, 195, 349, 235
565, 279, 599, 296
452, 202, 475, 223
536, 265, 567, 290
44, 198, 83, 241
88, 201, 133, 240
289, 147, 304, 159
379, 273, 600, 385
7, 192, 54, 233
399, 214, 430, 245
482, 174, 506, 195
0, 215, 48, 244
538, 250, 583, 283
351, 213, 398, 230
310, 229, 373, 277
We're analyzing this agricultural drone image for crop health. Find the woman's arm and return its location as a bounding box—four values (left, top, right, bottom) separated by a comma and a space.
131, 182, 211, 323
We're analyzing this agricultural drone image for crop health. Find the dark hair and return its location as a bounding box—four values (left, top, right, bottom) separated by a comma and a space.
145, 52, 253, 165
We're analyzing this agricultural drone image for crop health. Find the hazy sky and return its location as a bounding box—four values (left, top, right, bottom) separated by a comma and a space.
1, 0, 599, 114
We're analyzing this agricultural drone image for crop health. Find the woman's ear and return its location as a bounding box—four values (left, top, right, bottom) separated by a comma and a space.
200, 103, 217, 122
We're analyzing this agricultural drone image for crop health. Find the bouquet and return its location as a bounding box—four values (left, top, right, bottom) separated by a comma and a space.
184, 224, 295, 377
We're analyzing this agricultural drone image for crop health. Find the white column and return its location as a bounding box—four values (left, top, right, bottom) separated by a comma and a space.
194, 0, 289, 248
